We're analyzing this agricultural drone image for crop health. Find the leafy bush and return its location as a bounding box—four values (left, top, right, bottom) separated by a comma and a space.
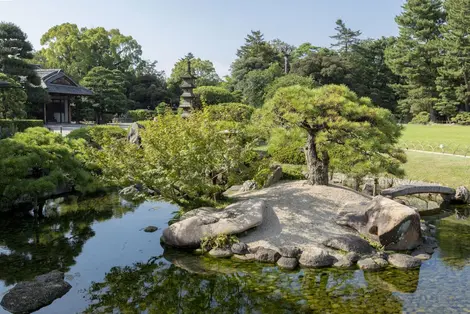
204, 103, 254, 123
193, 86, 236, 106
67, 126, 126, 145
267, 127, 306, 164
451, 112, 470, 125
410, 112, 430, 124
264, 74, 316, 100
0, 128, 93, 211
128, 109, 156, 121
80, 110, 257, 206
200, 234, 239, 252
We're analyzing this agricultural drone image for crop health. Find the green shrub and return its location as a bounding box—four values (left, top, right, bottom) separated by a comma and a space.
282, 164, 306, 180
67, 125, 126, 143
451, 112, 470, 125
200, 234, 239, 252
204, 103, 254, 123
0, 119, 43, 136
410, 112, 430, 124
128, 109, 156, 121
267, 127, 306, 164
193, 86, 236, 106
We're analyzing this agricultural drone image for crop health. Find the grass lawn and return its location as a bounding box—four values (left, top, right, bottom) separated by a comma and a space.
403, 151, 470, 187
401, 124, 470, 155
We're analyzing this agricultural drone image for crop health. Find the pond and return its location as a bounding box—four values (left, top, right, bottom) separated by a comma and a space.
1, 194, 470, 313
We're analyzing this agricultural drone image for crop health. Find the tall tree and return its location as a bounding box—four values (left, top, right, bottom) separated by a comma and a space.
167, 54, 220, 89
292, 43, 320, 60
330, 19, 362, 53
0, 73, 27, 119
436, 0, 470, 116
271, 39, 295, 74
262, 85, 404, 185
80, 67, 129, 123
385, 0, 445, 120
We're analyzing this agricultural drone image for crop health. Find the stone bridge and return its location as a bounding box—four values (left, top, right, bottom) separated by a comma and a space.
380, 185, 455, 199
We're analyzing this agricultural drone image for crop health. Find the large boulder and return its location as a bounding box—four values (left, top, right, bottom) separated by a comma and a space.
127, 122, 144, 145
454, 186, 470, 204
255, 247, 281, 263
1, 270, 71, 314
162, 200, 265, 248
323, 234, 375, 255
337, 196, 422, 251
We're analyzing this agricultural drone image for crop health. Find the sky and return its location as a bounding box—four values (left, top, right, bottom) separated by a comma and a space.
0, 0, 404, 78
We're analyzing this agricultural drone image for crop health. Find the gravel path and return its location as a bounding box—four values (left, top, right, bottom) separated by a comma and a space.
234, 181, 371, 251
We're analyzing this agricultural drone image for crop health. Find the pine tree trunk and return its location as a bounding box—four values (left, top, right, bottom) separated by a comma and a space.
304, 131, 329, 185
284, 56, 290, 74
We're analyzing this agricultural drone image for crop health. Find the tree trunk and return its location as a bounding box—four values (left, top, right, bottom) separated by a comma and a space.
304, 131, 329, 185
284, 55, 290, 74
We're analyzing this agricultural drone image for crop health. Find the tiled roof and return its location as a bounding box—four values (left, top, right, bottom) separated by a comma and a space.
33, 68, 93, 96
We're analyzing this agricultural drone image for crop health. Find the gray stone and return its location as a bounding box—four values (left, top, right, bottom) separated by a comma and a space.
279, 246, 302, 258
357, 257, 388, 271
333, 256, 353, 268
233, 253, 255, 261
231, 242, 248, 255
345, 252, 361, 263
209, 248, 233, 258
162, 200, 265, 248
388, 254, 421, 269
263, 166, 283, 188
144, 226, 158, 233
277, 257, 298, 270
127, 122, 144, 145
411, 251, 431, 260
299, 247, 335, 268
337, 196, 422, 251
454, 186, 470, 203
1, 270, 71, 314
255, 247, 281, 263
323, 234, 375, 255
240, 180, 258, 192
248, 246, 259, 254
362, 183, 374, 196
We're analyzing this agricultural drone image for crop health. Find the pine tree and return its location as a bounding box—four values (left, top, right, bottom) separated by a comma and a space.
436, 0, 470, 117
385, 0, 445, 120
330, 19, 362, 53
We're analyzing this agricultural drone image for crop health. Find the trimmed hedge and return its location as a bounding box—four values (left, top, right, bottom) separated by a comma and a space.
0, 119, 44, 133
128, 109, 156, 121
451, 112, 470, 125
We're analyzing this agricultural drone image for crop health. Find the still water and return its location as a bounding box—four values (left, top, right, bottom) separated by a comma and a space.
0, 194, 470, 313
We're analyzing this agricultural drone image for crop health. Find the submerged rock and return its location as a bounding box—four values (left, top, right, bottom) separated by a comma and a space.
337, 196, 422, 251
299, 247, 335, 268
162, 200, 265, 248
144, 226, 158, 233
388, 254, 421, 269
277, 257, 298, 270
323, 234, 375, 255
255, 247, 281, 263
1, 270, 71, 314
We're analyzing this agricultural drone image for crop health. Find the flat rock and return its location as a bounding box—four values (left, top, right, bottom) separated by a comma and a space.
388, 254, 421, 269
162, 200, 265, 248
279, 246, 302, 258
337, 196, 422, 251
411, 252, 431, 260
277, 257, 298, 270
1, 270, 71, 314
299, 247, 335, 268
357, 257, 388, 271
233, 253, 255, 261
209, 248, 233, 258
333, 256, 354, 268
231, 242, 248, 255
255, 247, 281, 263
323, 234, 374, 254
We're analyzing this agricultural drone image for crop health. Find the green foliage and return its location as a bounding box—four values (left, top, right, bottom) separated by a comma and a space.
80, 66, 129, 123
193, 86, 236, 106
385, 0, 445, 119
200, 234, 239, 252
410, 111, 431, 124
281, 164, 306, 180
127, 109, 155, 121
264, 74, 315, 100
267, 127, 306, 164
262, 85, 405, 185
168, 55, 220, 89
127, 71, 169, 110
79, 110, 256, 205
0, 119, 43, 137
204, 103, 254, 123
237, 63, 282, 107
67, 125, 126, 144
0, 74, 27, 119
0, 128, 93, 210
451, 112, 470, 125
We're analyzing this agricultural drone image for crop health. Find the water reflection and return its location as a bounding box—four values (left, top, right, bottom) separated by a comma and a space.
437, 215, 470, 269
0, 194, 137, 285
85, 252, 406, 314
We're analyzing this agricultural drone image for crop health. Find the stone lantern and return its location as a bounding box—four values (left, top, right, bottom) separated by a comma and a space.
179, 56, 196, 117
